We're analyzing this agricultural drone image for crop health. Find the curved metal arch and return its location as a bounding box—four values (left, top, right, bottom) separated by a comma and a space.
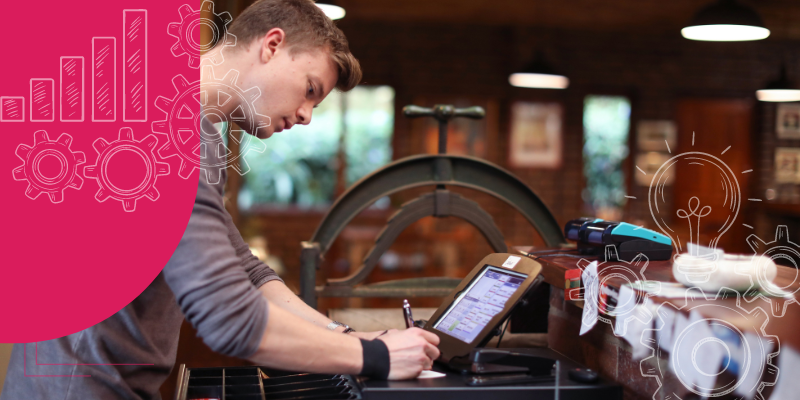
327, 191, 508, 287
311, 154, 565, 254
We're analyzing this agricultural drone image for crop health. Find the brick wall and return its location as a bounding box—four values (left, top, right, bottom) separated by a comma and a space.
237, 21, 799, 289
754, 102, 800, 248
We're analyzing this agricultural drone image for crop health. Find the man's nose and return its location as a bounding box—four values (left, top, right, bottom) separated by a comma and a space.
297, 103, 313, 125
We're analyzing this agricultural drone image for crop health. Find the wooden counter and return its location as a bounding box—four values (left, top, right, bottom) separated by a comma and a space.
516, 247, 800, 400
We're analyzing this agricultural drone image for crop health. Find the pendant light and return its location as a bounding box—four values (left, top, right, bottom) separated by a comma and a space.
509, 51, 569, 89
316, 1, 345, 20
681, 0, 769, 42
757, 65, 800, 102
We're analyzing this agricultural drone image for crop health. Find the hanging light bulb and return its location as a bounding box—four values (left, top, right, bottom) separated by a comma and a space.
757, 65, 800, 102
681, 0, 769, 42
509, 51, 569, 89
316, 2, 345, 20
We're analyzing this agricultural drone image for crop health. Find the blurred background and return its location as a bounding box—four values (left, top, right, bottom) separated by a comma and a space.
160, 1, 800, 396
4, 0, 800, 397
218, 0, 800, 307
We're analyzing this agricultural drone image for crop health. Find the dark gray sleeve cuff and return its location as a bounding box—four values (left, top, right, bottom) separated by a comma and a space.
251, 267, 284, 288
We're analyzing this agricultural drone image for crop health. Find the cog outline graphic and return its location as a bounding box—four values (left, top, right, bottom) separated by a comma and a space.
84, 127, 170, 212
575, 245, 662, 336
640, 287, 779, 400
12, 130, 85, 204
168, 0, 237, 68
739, 225, 800, 317
152, 66, 269, 185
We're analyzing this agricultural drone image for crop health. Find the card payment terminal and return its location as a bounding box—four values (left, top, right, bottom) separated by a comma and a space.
422, 253, 546, 369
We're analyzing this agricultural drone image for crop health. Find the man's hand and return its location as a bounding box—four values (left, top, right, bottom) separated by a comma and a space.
377, 328, 440, 380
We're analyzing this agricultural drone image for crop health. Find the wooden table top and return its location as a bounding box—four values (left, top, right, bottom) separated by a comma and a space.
516, 246, 800, 350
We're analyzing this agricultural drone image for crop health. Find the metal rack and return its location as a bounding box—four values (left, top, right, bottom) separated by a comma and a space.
174, 365, 359, 400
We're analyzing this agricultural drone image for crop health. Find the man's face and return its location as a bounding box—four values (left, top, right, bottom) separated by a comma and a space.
241, 44, 339, 139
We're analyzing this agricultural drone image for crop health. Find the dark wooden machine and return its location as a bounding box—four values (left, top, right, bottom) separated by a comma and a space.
299, 104, 565, 308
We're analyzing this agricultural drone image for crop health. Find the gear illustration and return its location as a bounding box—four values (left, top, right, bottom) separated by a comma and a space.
640, 288, 779, 400
168, 1, 237, 68
576, 245, 661, 336
152, 66, 269, 185
12, 130, 85, 204
84, 127, 170, 212
740, 226, 800, 317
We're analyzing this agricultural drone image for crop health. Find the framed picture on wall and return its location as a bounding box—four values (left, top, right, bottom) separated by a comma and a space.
775, 147, 800, 183
776, 104, 800, 139
508, 102, 562, 168
637, 120, 677, 151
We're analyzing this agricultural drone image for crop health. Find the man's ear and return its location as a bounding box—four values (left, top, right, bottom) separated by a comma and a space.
260, 28, 286, 64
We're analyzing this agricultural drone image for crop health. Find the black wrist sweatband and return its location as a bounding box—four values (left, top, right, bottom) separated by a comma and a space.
359, 338, 390, 379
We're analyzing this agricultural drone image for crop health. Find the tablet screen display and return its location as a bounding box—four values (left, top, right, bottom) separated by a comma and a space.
432, 266, 527, 343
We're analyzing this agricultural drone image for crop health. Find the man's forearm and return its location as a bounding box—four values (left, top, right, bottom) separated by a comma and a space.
248, 299, 362, 374
258, 280, 343, 331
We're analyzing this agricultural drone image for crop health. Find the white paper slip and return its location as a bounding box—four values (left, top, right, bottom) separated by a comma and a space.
614, 286, 655, 360
417, 370, 446, 379
734, 332, 773, 400
687, 310, 726, 397
669, 311, 693, 381
655, 304, 677, 353
769, 345, 798, 400
580, 261, 599, 335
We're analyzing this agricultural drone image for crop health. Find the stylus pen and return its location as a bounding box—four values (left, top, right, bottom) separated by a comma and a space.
403, 299, 414, 329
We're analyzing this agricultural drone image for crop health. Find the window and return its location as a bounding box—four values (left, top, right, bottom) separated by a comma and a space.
237, 86, 395, 210
582, 95, 631, 220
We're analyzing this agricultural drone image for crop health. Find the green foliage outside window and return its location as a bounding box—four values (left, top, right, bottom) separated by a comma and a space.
237, 86, 395, 210
582, 96, 631, 215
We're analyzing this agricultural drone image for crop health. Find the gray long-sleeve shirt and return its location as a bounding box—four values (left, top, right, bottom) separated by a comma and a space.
1, 120, 282, 400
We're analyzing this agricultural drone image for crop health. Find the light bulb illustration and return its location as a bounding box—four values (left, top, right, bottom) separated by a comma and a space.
649, 151, 741, 283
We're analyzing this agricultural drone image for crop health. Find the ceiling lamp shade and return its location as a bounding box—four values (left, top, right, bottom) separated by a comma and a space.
681, 0, 769, 42
509, 53, 569, 89
757, 66, 800, 102
316, 2, 346, 20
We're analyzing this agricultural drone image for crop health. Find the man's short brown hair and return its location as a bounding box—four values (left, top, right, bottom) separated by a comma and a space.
227, 0, 362, 91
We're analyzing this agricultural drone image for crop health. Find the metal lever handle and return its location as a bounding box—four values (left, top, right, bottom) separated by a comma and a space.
402, 104, 486, 122
402, 104, 486, 155
402, 105, 435, 118
450, 105, 486, 119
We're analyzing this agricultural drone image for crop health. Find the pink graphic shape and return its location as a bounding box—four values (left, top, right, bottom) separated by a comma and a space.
1, 0, 199, 343
92, 37, 116, 122
123, 10, 147, 122
30, 79, 55, 122
1, 96, 25, 122
60, 56, 85, 122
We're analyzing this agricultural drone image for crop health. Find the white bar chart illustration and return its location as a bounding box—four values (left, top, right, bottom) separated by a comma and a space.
2, 9, 150, 125
30, 79, 54, 122
92, 37, 116, 122
1, 97, 25, 122
123, 10, 147, 122
60, 56, 85, 122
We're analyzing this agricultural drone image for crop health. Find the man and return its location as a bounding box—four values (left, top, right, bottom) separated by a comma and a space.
1, 1, 439, 399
